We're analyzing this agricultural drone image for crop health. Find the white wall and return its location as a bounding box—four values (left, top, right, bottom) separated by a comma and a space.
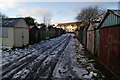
2, 27, 14, 47
2, 19, 29, 47
23, 29, 29, 46
87, 24, 95, 54
14, 19, 29, 47
15, 19, 28, 28
14, 28, 23, 47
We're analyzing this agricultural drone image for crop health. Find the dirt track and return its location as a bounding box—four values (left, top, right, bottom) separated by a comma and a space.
2, 34, 104, 80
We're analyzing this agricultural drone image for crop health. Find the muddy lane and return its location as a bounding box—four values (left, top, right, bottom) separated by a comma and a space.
2, 34, 70, 80
2, 34, 105, 80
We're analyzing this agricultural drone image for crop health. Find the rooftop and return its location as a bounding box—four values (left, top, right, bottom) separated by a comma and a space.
109, 9, 120, 17
2, 18, 24, 27
57, 22, 82, 26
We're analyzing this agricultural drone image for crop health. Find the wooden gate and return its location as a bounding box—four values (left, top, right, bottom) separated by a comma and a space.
99, 25, 120, 76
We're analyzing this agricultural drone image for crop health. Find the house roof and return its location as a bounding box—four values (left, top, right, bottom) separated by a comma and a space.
111, 10, 120, 17
87, 21, 100, 31
83, 22, 90, 30
75, 22, 89, 31
57, 22, 82, 26
98, 9, 120, 29
30, 26, 39, 30
91, 21, 100, 29
2, 18, 24, 27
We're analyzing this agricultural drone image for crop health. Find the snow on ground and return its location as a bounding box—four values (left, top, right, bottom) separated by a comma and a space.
1, 34, 105, 80
53, 34, 104, 79
1, 34, 67, 65
73, 36, 104, 79
1, 34, 70, 79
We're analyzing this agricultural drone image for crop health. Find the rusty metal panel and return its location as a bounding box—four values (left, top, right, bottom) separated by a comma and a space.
99, 25, 120, 76
101, 13, 120, 28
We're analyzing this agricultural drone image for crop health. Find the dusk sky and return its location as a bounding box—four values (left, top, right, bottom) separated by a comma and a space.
0, 1, 119, 25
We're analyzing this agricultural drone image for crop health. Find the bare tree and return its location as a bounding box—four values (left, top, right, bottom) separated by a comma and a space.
75, 6, 105, 22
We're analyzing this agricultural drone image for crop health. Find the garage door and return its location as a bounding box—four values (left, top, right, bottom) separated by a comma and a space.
14, 28, 23, 47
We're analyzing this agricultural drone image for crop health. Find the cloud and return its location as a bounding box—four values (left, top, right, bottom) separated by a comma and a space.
18, 7, 53, 23
50, 19, 57, 25
57, 10, 76, 17
0, 0, 119, 2
59, 18, 75, 23
0, 0, 16, 10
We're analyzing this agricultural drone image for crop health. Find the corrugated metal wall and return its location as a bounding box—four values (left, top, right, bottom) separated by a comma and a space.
101, 13, 120, 28
99, 25, 120, 76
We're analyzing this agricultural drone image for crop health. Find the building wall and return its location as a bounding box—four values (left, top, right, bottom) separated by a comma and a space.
0, 37, 2, 47
82, 30, 87, 47
15, 19, 28, 28
0, 27, 2, 47
87, 23, 95, 54
29, 28, 38, 44
14, 28, 23, 47
14, 19, 29, 47
61, 26, 65, 30
75, 31, 80, 40
94, 29, 100, 56
56, 26, 60, 28
2, 27, 14, 47
56, 25, 78, 32
99, 25, 120, 76
87, 30, 94, 54
2, 19, 29, 48
66, 25, 77, 32
101, 13, 120, 28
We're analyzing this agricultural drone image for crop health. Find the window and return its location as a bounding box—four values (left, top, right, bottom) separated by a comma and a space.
2, 27, 8, 37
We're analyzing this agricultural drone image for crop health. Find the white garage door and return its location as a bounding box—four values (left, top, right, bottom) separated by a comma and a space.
14, 28, 23, 47
23, 29, 29, 46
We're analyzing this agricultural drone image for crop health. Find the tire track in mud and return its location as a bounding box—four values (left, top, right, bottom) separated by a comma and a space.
38, 35, 71, 80
24, 35, 71, 80
52, 35, 80, 79
2, 34, 69, 80
2, 35, 66, 70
